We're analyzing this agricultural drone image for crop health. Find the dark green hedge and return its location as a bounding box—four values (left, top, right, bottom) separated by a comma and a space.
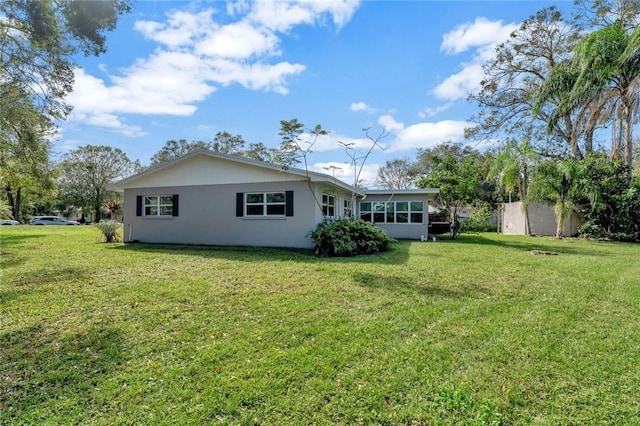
309, 219, 394, 257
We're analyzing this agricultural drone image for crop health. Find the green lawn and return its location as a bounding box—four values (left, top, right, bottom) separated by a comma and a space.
1, 226, 639, 425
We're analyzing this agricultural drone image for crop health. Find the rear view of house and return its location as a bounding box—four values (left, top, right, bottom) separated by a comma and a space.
109, 151, 439, 248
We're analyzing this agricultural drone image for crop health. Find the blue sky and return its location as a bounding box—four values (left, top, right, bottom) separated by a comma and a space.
59, 0, 570, 186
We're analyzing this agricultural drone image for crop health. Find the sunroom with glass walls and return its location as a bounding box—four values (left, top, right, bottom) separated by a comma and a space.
359, 200, 424, 224
357, 189, 436, 240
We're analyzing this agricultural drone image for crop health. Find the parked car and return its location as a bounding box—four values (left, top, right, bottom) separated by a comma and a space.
0, 219, 20, 225
29, 216, 80, 226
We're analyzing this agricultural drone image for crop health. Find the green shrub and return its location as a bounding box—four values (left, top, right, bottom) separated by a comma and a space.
95, 221, 122, 243
309, 218, 394, 257
578, 180, 640, 242
462, 200, 497, 233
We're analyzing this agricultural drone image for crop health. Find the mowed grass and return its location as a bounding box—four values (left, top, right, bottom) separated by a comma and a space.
1, 226, 639, 425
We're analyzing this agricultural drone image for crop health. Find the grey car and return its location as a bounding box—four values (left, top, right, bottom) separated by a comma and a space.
29, 216, 80, 225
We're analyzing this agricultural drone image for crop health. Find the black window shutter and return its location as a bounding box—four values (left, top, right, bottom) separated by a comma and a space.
285, 191, 294, 216
136, 196, 142, 216
172, 194, 179, 216
236, 193, 244, 217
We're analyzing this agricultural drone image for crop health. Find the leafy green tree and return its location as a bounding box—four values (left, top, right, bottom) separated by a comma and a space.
538, 1, 640, 183
544, 24, 640, 184
488, 139, 538, 231
575, 0, 640, 30
489, 140, 537, 233
0, 198, 13, 219
58, 145, 135, 221
149, 139, 212, 166
413, 142, 477, 179
417, 154, 482, 238
1, 0, 131, 220
376, 159, 415, 189
465, 200, 495, 232
614, 180, 640, 241
149, 134, 290, 166
467, 7, 583, 156
1, 0, 132, 122
278, 118, 330, 219
573, 153, 631, 238
1, 87, 55, 221
244, 142, 281, 163
529, 159, 580, 238
277, 119, 329, 168
211, 131, 246, 156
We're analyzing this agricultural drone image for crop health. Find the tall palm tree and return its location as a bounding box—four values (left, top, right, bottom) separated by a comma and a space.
489, 139, 538, 234
570, 24, 640, 184
529, 159, 579, 238
536, 24, 640, 184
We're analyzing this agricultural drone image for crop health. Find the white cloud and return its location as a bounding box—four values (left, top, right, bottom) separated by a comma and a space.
67, 62, 208, 118
378, 115, 404, 133
134, 10, 216, 49
441, 17, 517, 55
78, 112, 146, 137
433, 17, 519, 101
350, 101, 368, 112
195, 21, 280, 59
432, 63, 484, 101
205, 59, 305, 94
227, 0, 251, 16
249, 0, 360, 32
418, 102, 454, 119
311, 161, 379, 187
68, 2, 361, 136
378, 115, 470, 152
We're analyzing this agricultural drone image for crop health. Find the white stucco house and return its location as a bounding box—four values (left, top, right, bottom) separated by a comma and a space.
108, 150, 439, 248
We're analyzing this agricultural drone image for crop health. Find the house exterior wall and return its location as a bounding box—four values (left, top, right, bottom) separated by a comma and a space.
312, 182, 356, 223
357, 193, 430, 240
126, 154, 302, 189
113, 152, 440, 248
124, 180, 321, 248
501, 201, 582, 236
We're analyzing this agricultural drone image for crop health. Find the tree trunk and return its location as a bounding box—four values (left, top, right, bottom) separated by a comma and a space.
624, 110, 633, 186
555, 208, 563, 238
611, 109, 624, 161
5, 184, 22, 221
584, 119, 596, 154
564, 114, 584, 160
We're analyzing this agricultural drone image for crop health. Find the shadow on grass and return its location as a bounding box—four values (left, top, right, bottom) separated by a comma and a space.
447, 234, 608, 257
0, 252, 26, 269
0, 233, 47, 269
8, 267, 91, 288
0, 233, 45, 246
352, 271, 492, 299
105, 239, 411, 265
0, 324, 123, 422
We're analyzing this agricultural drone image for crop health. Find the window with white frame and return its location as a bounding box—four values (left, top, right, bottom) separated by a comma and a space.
144, 195, 174, 216
343, 199, 352, 217
322, 194, 336, 217
245, 192, 286, 216
359, 201, 424, 224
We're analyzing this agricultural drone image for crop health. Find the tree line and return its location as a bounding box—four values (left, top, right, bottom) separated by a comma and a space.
376, 139, 640, 241
469, 1, 639, 184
